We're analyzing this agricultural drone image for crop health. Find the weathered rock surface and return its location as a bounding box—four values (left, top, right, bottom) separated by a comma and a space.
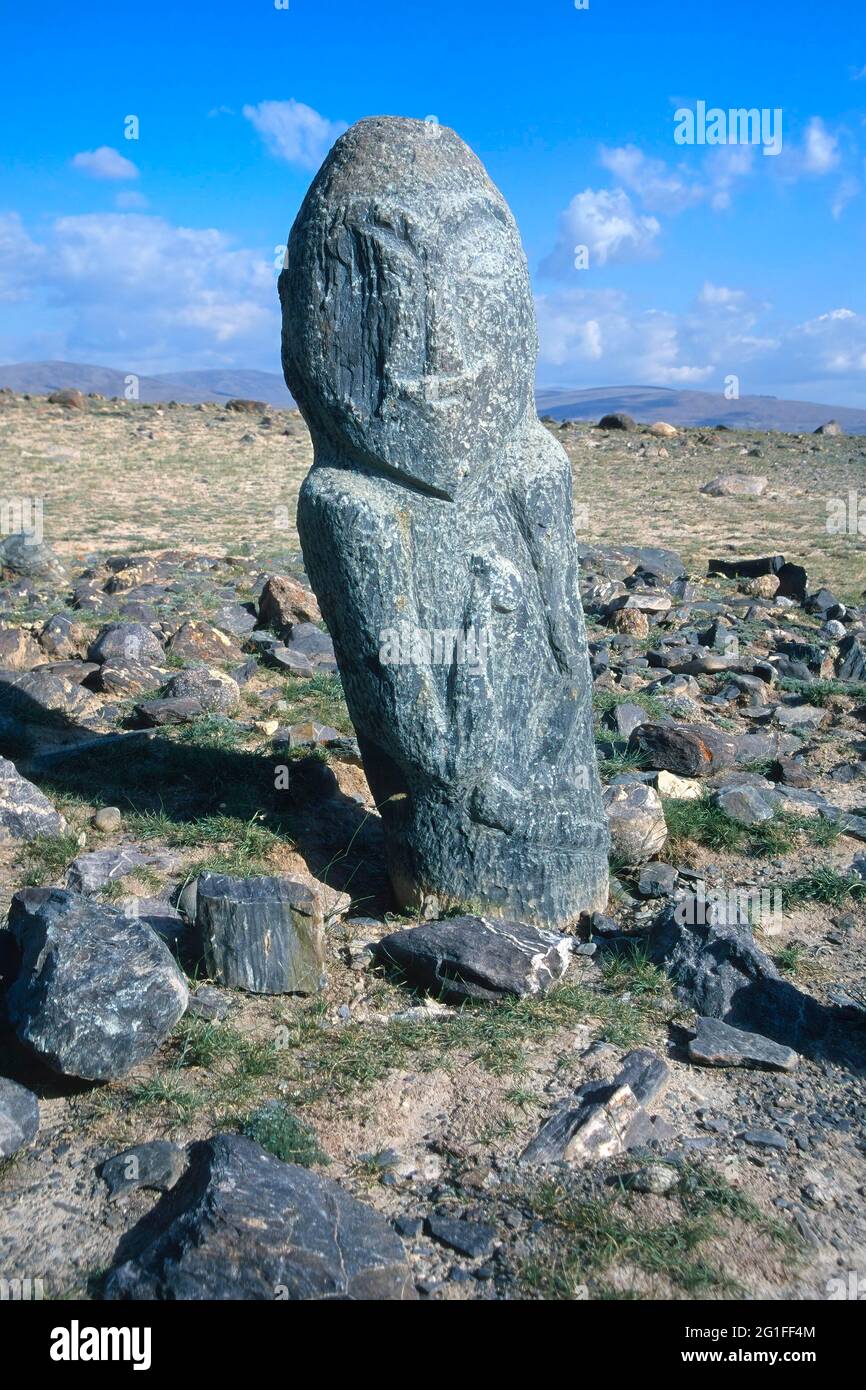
66, 845, 180, 894
603, 780, 667, 863
0, 1076, 39, 1159
197, 873, 327, 995
280, 116, 608, 927
258, 574, 322, 631
521, 1049, 672, 1165
0, 531, 66, 581
105, 1134, 417, 1299
375, 915, 572, 1004
6, 888, 188, 1080
88, 622, 165, 667
628, 720, 736, 777
649, 896, 826, 1046
701, 474, 767, 497
0, 757, 66, 840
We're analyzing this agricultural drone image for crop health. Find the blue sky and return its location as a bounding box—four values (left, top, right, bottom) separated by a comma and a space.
1, 0, 864, 404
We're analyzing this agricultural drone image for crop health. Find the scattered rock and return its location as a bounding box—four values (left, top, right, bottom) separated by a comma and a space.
162, 666, 240, 714
6, 887, 188, 1080
375, 915, 572, 1004
701, 474, 767, 497
258, 575, 322, 631
0, 757, 66, 840
603, 781, 667, 863
629, 721, 736, 777
101, 1141, 187, 1199
424, 1214, 496, 1259
598, 412, 636, 431
88, 622, 165, 667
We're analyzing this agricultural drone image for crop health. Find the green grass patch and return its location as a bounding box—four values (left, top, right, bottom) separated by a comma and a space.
516, 1162, 799, 1299
240, 1101, 328, 1166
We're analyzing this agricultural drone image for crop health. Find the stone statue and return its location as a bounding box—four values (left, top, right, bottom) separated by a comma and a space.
279, 117, 608, 927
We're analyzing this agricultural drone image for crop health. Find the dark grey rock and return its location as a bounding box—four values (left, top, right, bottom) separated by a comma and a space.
88, 622, 165, 667
628, 721, 736, 777
638, 862, 677, 898
0, 1076, 39, 1158
105, 1134, 417, 1299
648, 897, 826, 1048
606, 701, 648, 739
187, 985, 231, 1021
197, 873, 326, 995
0, 757, 66, 840
280, 116, 608, 928
162, 666, 239, 714
0, 531, 65, 582
837, 634, 866, 683
424, 1214, 496, 1258
374, 914, 571, 1004
135, 696, 204, 725
739, 1128, 788, 1151
6, 887, 188, 1080
101, 1141, 186, 1199
714, 783, 776, 826
688, 1016, 798, 1072
614, 1047, 670, 1105
598, 412, 636, 431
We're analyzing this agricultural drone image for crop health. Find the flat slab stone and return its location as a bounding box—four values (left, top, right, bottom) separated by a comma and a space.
101, 1141, 187, 1199
424, 1215, 496, 1259
374, 915, 571, 1004
105, 1134, 417, 1300
688, 1016, 798, 1072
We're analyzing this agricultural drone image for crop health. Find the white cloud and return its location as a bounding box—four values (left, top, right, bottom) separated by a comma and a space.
0, 213, 44, 302
831, 176, 860, 219
539, 188, 660, 277
243, 99, 348, 169
71, 146, 139, 180
599, 141, 754, 214
0, 211, 277, 373
534, 280, 790, 391
802, 117, 840, 174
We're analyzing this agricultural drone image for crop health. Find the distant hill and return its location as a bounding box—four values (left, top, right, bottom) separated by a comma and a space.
535, 383, 866, 435
0, 360, 295, 408
1, 362, 864, 433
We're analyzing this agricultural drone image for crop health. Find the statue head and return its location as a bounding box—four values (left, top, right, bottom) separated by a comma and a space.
280, 117, 538, 498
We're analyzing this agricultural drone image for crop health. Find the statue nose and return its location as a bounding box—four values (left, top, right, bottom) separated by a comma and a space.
425, 288, 466, 376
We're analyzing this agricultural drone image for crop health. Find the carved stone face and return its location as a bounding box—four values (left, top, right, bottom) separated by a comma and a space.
281, 118, 538, 497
